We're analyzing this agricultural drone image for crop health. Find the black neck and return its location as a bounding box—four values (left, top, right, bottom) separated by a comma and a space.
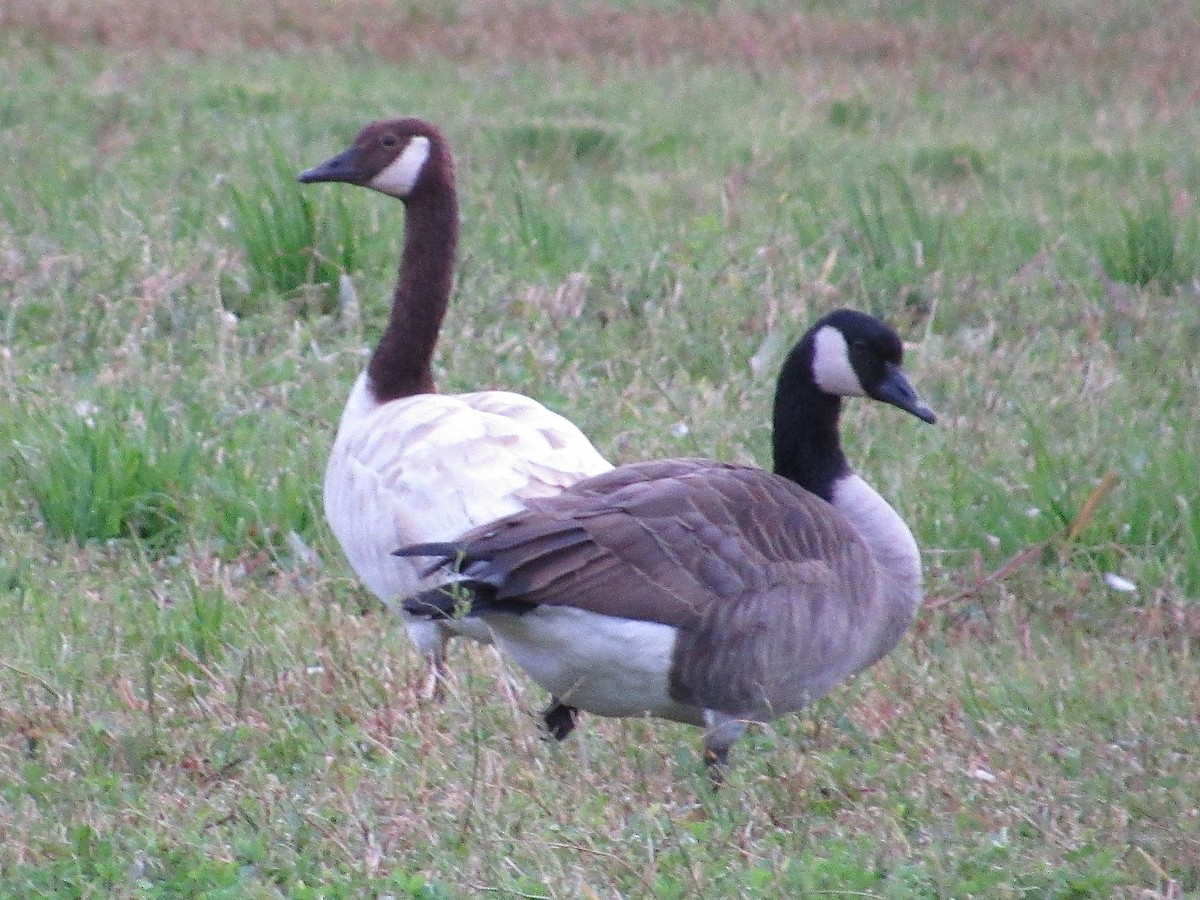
366, 169, 458, 402
771, 339, 850, 503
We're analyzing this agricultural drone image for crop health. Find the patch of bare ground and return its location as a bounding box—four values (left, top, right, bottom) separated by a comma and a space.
3, 0, 1199, 98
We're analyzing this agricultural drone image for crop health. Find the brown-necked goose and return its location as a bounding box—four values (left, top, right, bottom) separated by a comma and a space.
298, 118, 612, 694
397, 309, 936, 777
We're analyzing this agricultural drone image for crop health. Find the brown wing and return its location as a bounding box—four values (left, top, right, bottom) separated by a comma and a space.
443, 459, 877, 635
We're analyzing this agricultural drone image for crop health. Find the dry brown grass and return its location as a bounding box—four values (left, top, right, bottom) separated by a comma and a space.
5, 0, 1200, 100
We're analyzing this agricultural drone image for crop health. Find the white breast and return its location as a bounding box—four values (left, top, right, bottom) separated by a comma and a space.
831, 473, 922, 592
323, 373, 613, 653
486, 606, 703, 726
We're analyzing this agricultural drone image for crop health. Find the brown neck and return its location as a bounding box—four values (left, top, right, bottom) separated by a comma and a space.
366, 168, 458, 402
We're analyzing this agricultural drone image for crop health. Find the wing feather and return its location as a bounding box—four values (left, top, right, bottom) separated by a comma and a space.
407, 462, 876, 634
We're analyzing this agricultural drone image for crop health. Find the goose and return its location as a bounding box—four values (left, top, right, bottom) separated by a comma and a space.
397, 308, 936, 777
297, 118, 612, 695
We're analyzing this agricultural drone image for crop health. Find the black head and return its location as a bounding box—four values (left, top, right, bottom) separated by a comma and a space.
297, 118, 449, 199
805, 308, 936, 423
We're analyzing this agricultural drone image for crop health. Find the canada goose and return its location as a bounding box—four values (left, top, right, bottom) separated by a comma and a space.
298, 118, 612, 694
397, 309, 936, 776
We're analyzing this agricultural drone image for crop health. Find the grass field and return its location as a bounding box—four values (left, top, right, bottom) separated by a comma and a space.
1, 1, 1198, 896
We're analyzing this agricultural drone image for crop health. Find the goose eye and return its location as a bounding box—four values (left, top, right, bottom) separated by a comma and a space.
380, 134, 398, 147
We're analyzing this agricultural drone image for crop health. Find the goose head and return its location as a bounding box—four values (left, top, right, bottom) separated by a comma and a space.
297, 118, 449, 200
807, 309, 937, 423
772, 309, 935, 500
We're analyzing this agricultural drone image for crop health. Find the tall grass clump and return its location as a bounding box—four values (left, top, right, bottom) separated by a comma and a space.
12, 395, 200, 552
1092, 430, 1200, 595
911, 143, 985, 181
827, 96, 873, 131
9, 389, 321, 561
1099, 196, 1198, 289
498, 117, 624, 167
203, 409, 322, 556
844, 169, 947, 311
226, 141, 363, 316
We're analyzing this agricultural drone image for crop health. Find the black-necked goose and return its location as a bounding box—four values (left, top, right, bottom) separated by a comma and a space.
397, 309, 936, 776
298, 118, 612, 693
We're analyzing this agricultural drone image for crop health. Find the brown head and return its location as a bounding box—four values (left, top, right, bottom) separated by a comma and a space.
297, 118, 452, 201
298, 118, 459, 402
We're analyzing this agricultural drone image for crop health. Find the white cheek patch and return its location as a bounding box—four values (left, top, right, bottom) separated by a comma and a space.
811, 326, 866, 396
368, 135, 432, 197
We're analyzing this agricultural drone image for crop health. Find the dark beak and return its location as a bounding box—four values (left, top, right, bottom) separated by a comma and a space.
873, 363, 937, 424
297, 145, 363, 185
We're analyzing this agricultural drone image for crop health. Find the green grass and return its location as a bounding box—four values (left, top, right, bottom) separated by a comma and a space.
1, 4, 1199, 896
226, 140, 368, 317
843, 169, 949, 312
11, 394, 196, 549
1099, 195, 1198, 289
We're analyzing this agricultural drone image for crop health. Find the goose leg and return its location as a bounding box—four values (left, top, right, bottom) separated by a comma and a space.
702, 710, 747, 786
542, 699, 580, 741
490, 645, 525, 711
421, 652, 451, 701
420, 629, 453, 701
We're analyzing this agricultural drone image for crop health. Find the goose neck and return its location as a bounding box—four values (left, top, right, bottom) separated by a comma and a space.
771, 374, 848, 503
773, 347, 923, 637
366, 181, 458, 403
